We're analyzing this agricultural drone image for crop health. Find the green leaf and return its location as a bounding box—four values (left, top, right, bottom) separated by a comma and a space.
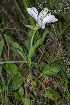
18, 87, 24, 97
53, 81, 59, 88
0, 61, 26, 65
33, 62, 46, 67
67, 93, 70, 102
12, 91, 21, 100
22, 97, 30, 105
42, 63, 61, 76
6, 63, 21, 76
25, 25, 40, 30
29, 38, 44, 58
25, 39, 30, 51
4, 34, 23, 52
43, 89, 61, 99
4, 34, 27, 61
29, 30, 48, 58
9, 75, 24, 90
25, 30, 34, 51
0, 40, 4, 56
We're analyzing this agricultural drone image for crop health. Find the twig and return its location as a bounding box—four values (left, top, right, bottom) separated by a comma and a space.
0, 28, 25, 32
13, 0, 28, 25
0, 5, 18, 27
1, 20, 12, 33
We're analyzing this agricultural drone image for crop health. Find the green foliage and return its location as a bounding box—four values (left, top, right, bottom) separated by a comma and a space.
41, 63, 61, 76
4, 34, 27, 62
25, 25, 40, 30
4, 34, 23, 52
22, 97, 30, 105
29, 38, 45, 58
67, 93, 70, 102
33, 61, 46, 67
29, 29, 48, 59
25, 30, 34, 51
9, 75, 25, 90
23, 0, 28, 9
6, 63, 21, 76
25, 24, 40, 52
0, 40, 4, 57
25, 38, 30, 51
43, 89, 61, 99
53, 81, 60, 88
0, 0, 70, 104
18, 87, 24, 97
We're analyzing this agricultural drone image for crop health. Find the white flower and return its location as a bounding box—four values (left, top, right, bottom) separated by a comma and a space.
27, 7, 58, 29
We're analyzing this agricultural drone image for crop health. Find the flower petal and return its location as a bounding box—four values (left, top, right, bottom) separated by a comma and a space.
39, 7, 49, 16
40, 23, 45, 29
42, 14, 58, 24
27, 7, 38, 21
37, 7, 50, 29
38, 14, 58, 29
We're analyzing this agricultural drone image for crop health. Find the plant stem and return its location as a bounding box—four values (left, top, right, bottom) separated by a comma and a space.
31, 29, 37, 47
28, 24, 39, 94
29, 24, 39, 67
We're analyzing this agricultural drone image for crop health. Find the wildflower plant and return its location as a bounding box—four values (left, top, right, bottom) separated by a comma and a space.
0, 0, 70, 104
26, 7, 58, 67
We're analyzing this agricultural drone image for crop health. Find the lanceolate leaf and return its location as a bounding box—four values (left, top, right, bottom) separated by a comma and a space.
29, 38, 43, 58
42, 63, 61, 76
22, 97, 30, 105
18, 87, 24, 97
9, 75, 25, 90
4, 34, 27, 61
4, 34, 23, 52
25, 25, 40, 30
43, 89, 61, 99
29, 30, 48, 58
6, 63, 21, 76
